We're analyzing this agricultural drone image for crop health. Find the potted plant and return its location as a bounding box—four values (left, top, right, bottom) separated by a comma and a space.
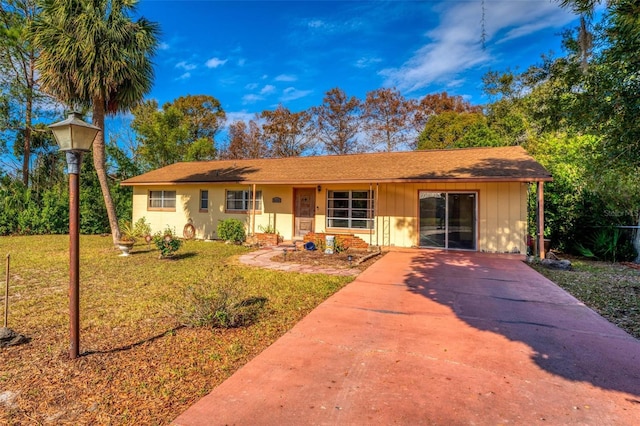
117, 220, 137, 256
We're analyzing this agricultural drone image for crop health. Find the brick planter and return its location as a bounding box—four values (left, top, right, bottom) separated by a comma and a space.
303, 232, 369, 250
252, 233, 282, 247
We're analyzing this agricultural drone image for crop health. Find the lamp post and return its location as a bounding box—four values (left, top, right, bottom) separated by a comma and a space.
49, 112, 100, 360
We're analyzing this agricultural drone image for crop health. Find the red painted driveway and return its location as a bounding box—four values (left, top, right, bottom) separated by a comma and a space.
173, 249, 640, 425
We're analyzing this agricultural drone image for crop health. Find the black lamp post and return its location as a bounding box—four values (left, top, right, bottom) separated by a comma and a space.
49, 112, 100, 360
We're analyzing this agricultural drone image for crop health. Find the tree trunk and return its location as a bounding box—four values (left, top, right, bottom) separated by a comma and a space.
634, 213, 640, 264
22, 90, 32, 186
22, 46, 37, 187
92, 98, 121, 244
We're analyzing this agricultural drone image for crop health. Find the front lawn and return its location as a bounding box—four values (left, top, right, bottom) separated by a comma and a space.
0, 236, 352, 424
531, 258, 640, 339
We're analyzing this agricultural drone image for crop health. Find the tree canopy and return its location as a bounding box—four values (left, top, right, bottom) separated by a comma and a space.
131, 95, 222, 170
261, 105, 315, 157
361, 88, 414, 152
312, 87, 361, 155
32, 0, 159, 243
222, 119, 269, 160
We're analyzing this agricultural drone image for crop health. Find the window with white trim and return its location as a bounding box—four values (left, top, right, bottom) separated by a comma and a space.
148, 190, 176, 210
200, 190, 209, 211
327, 190, 374, 229
225, 190, 262, 212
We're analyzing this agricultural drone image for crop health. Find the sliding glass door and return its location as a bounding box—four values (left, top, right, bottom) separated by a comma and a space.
419, 191, 476, 250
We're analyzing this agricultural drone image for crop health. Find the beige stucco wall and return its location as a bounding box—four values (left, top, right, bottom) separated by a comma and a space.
131, 181, 529, 253
132, 185, 296, 240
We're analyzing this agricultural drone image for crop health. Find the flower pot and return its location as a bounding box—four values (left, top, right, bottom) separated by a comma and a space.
117, 240, 135, 256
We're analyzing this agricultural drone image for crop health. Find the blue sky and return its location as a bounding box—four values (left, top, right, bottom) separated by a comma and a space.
136, 0, 578, 125
2, 0, 582, 170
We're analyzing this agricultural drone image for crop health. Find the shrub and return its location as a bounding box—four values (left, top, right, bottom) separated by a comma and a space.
133, 217, 152, 237
217, 218, 246, 242
590, 228, 635, 262
258, 224, 277, 234
314, 236, 326, 252
575, 227, 636, 262
334, 236, 347, 253
153, 226, 182, 258
173, 266, 267, 328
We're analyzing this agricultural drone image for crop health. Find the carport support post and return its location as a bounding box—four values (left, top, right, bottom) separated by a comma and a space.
251, 184, 257, 236
537, 181, 545, 259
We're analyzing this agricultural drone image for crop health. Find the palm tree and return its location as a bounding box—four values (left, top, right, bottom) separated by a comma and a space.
31, 0, 158, 244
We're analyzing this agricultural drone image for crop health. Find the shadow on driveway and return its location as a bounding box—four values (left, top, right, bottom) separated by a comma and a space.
404, 250, 640, 398
174, 249, 640, 425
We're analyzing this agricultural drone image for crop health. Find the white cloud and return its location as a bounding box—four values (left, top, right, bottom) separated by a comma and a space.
237, 58, 246, 66
260, 85, 276, 95
225, 111, 262, 126
175, 61, 196, 71
206, 57, 228, 68
242, 94, 264, 104
355, 56, 382, 69
245, 83, 259, 90
446, 79, 465, 89
308, 19, 326, 29
158, 42, 170, 50
382, 1, 575, 92
177, 72, 191, 81
275, 74, 297, 82
302, 16, 364, 35
484, 2, 575, 43
280, 87, 312, 102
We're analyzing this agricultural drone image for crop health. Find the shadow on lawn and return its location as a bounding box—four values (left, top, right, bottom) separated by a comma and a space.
402, 250, 640, 398
161, 252, 198, 260
123, 249, 197, 260
82, 326, 185, 356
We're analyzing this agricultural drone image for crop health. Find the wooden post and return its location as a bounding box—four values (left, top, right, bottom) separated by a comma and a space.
537, 181, 545, 259
4, 254, 9, 328
251, 184, 257, 236
69, 165, 81, 359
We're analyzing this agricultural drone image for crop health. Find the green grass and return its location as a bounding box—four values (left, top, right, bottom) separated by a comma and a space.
0, 235, 352, 424
531, 258, 640, 339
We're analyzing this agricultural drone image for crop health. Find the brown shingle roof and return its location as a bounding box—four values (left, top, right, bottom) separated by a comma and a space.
121, 146, 552, 186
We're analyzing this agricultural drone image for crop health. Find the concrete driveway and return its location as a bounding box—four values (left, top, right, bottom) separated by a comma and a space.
173, 249, 640, 425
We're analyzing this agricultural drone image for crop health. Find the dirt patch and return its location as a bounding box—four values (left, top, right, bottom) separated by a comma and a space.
531, 255, 640, 339
270, 248, 383, 271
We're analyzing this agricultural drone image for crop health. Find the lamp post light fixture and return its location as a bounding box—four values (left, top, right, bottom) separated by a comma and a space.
49, 112, 100, 360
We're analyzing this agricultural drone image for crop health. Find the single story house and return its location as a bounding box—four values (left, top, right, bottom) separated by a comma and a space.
121, 146, 552, 257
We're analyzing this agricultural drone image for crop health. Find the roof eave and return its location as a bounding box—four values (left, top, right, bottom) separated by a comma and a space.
120, 176, 553, 186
